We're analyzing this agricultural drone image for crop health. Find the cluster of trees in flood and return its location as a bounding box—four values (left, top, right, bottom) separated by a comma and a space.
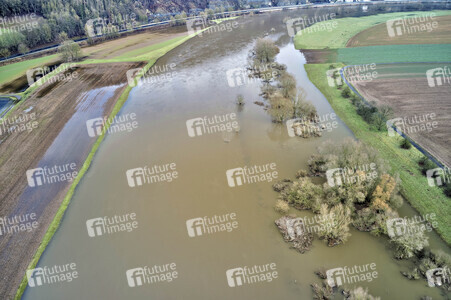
249, 39, 319, 127
273, 138, 451, 296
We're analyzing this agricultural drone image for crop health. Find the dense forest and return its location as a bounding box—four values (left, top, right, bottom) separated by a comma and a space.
0, 0, 303, 57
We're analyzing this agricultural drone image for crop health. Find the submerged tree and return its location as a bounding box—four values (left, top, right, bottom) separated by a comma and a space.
391, 228, 429, 259
317, 203, 352, 246
253, 38, 280, 64
267, 92, 293, 123
293, 88, 318, 120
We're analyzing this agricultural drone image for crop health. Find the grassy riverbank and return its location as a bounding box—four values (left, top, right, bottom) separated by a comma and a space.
304, 63, 451, 246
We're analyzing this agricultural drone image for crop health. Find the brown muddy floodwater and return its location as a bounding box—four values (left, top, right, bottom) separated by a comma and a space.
24, 9, 450, 300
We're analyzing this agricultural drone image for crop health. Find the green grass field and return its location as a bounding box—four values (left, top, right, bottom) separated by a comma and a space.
305, 63, 451, 245
294, 10, 451, 50
0, 54, 58, 87
337, 44, 451, 64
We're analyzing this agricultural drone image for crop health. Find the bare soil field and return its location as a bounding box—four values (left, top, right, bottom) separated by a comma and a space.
0, 62, 144, 299
352, 63, 451, 167
346, 15, 451, 47
83, 26, 187, 60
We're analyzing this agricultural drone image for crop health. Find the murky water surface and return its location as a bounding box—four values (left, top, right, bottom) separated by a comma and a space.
24, 9, 450, 300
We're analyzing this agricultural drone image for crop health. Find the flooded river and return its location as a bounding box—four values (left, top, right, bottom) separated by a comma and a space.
23, 8, 450, 300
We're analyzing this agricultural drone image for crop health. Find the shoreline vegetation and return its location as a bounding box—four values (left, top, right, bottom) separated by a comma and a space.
280, 10, 451, 297
245, 37, 450, 296
13, 22, 214, 299
247, 38, 325, 138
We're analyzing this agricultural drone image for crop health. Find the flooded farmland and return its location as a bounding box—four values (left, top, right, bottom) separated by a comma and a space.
21, 8, 450, 300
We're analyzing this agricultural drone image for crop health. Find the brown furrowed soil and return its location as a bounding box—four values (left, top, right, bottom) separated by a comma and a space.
346, 15, 451, 47
0, 62, 144, 299
83, 26, 187, 60
353, 67, 451, 167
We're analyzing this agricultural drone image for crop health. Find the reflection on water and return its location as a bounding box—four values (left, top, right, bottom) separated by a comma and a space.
24, 8, 450, 300
0, 98, 13, 116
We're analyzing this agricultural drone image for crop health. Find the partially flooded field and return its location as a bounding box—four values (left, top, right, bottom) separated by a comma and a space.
0, 61, 144, 299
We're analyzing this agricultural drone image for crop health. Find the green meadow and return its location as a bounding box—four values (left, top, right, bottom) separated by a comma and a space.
294, 10, 451, 50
